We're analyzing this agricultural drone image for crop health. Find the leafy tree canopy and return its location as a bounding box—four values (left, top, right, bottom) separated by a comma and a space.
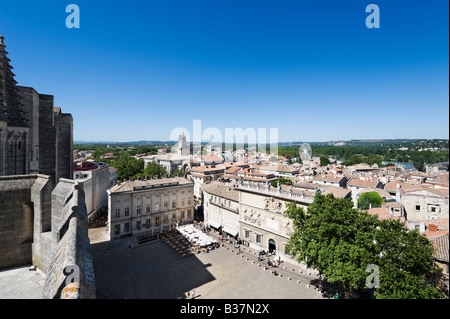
357, 192, 383, 210
284, 193, 444, 299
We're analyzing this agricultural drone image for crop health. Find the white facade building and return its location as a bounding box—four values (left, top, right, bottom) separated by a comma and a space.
74, 162, 111, 219
202, 182, 240, 238
107, 177, 194, 240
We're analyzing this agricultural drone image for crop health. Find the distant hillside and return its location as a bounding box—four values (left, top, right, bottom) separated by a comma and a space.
74, 140, 176, 145
75, 138, 448, 147
280, 139, 440, 147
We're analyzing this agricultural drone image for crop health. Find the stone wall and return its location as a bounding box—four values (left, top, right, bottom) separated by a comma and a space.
0, 175, 95, 299
54, 111, 73, 182
42, 179, 95, 299
0, 175, 37, 269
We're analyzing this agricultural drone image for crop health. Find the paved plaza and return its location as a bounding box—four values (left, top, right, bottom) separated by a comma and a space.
90, 225, 327, 299
0, 265, 45, 299
0, 224, 331, 299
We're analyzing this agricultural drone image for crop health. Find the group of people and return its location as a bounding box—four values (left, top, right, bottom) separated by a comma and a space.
188, 240, 220, 254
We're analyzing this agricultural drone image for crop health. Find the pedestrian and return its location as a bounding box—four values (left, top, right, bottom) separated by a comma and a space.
187, 291, 190, 298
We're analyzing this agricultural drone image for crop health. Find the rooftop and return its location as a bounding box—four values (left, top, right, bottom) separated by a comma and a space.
347, 178, 381, 188
109, 177, 193, 194
201, 181, 240, 202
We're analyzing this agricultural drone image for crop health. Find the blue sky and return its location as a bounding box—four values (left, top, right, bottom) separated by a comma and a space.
1, 0, 448, 142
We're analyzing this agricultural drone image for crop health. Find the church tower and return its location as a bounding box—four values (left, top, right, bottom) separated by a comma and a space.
0, 35, 73, 182
0, 35, 29, 176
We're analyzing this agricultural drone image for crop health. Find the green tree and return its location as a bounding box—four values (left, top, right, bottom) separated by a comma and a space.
357, 192, 383, 210
271, 177, 292, 187
172, 169, 183, 177
284, 194, 379, 298
373, 219, 444, 299
412, 154, 425, 171
284, 193, 444, 299
110, 152, 145, 180
144, 161, 167, 178
320, 156, 330, 167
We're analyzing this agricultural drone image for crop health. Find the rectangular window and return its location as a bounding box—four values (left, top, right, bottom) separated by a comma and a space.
181, 211, 185, 219
256, 234, 262, 244
137, 206, 141, 214
136, 220, 141, 230
245, 230, 250, 239
155, 216, 160, 226
146, 218, 151, 228
146, 206, 151, 213
124, 222, 130, 233
114, 224, 120, 235
163, 215, 168, 224
164, 201, 168, 210
416, 205, 421, 211
172, 201, 176, 209
124, 207, 130, 217
155, 203, 160, 212
115, 209, 120, 219
172, 213, 177, 221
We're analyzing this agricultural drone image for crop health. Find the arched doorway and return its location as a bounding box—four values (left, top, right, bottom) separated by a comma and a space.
268, 239, 276, 254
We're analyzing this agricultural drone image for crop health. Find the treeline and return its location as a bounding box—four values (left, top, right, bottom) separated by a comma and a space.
74, 144, 159, 158
74, 144, 163, 180
99, 153, 169, 181
278, 143, 449, 170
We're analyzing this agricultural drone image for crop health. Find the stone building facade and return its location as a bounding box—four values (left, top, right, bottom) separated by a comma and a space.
0, 35, 73, 183
74, 162, 111, 219
202, 181, 240, 238
107, 177, 195, 240
237, 182, 315, 263
397, 184, 449, 232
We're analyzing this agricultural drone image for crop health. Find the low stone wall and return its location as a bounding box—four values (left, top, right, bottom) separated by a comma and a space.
0, 175, 39, 270
42, 180, 95, 299
0, 175, 95, 299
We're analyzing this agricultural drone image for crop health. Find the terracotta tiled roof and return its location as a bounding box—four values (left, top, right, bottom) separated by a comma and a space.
191, 165, 225, 173
313, 174, 344, 183
201, 181, 239, 201
430, 233, 449, 262
347, 178, 381, 188
109, 177, 192, 193
199, 155, 224, 162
